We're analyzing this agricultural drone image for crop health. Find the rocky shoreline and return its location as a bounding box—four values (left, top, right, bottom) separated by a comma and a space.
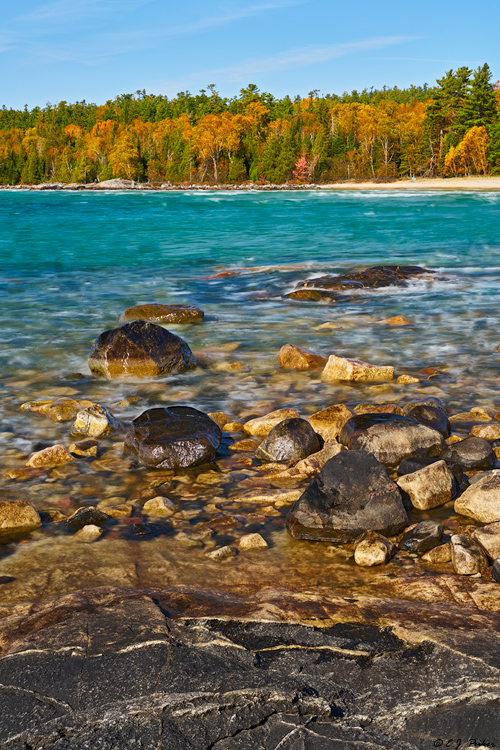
3, 265, 500, 747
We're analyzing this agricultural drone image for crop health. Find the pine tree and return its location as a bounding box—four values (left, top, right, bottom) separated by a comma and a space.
456, 64, 497, 135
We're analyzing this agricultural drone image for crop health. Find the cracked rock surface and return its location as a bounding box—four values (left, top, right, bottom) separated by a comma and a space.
1, 586, 499, 749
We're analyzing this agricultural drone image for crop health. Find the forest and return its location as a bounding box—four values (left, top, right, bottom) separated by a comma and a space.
0, 64, 499, 185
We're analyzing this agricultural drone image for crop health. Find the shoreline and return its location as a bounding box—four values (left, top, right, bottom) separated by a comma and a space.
2, 176, 500, 192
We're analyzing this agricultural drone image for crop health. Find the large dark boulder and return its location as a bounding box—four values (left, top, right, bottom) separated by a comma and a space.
406, 404, 451, 438
339, 413, 445, 467
125, 406, 222, 469
287, 450, 408, 542
288, 265, 436, 300
255, 418, 321, 465
88, 320, 196, 379
441, 436, 496, 472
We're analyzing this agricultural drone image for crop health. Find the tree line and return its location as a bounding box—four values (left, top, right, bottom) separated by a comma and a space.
0, 65, 499, 185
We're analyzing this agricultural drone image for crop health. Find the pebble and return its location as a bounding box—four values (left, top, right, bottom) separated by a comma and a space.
239, 533, 268, 550
208, 545, 237, 561
142, 496, 175, 517
74, 524, 103, 543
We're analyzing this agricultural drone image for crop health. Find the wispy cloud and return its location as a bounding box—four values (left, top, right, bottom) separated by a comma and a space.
373, 57, 468, 63
155, 35, 418, 93
14, 0, 151, 25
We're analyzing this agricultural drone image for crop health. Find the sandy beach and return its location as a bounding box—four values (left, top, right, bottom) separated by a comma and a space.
319, 176, 500, 190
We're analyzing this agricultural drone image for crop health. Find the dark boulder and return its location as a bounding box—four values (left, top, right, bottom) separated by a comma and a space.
288, 265, 436, 301
65, 507, 109, 530
125, 406, 222, 469
440, 436, 496, 472
339, 413, 445, 467
403, 397, 447, 415
88, 320, 196, 379
406, 404, 451, 438
400, 520, 444, 555
287, 450, 408, 542
255, 418, 321, 465
493, 558, 500, 582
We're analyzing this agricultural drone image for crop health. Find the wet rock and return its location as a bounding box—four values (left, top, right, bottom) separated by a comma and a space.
441, 436, 496, 472
277, 344, 327, 370
354, 531, 395, 566
102, 505, 133, 519
397, 455, 463, 483
207, 412, 230, 429
71, 404, 122, 437
208, 545, 237, 561
287, 450, 408, 542
119, 303, 204, 325
421, 543, 452, 563
294, 440, 345, 476
396, 374, 420, 384
88, 320, 196, 379
66, 507, 109, 530
238, 533, 268, 550
403, 397, 447, 415
307, 404, 354, 440
142, 497, 175, 517
125, 407, 222, 469
384, 315, 412, 326
228, 438, 259, 452
69, 438, 100, 457
244, 408, 300, 437
354, 403, 404, 415
396, 460, 455, 510
470, 423, 500, 440
339, 413, 445, 468
406, 404, 451, 437
26, 444, 75, 468
472, 522, 500, 561
290, 265, 436, 299
254, 418, 321, 465
322, 355, 394, 383
20, 398, 93, 422
400, 521, 443, 555
74, 524, 103, 543
493, 558, 500, 582
454, 471, 500, 523
0, 499, 41, 534
450, 534, 488, 575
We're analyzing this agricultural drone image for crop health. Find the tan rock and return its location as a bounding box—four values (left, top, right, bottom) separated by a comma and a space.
277, 344, 327, 370
5, 468, 48, 481
229, 439, 260, 452
208, 412, 231, 429
354, 531, 395, 567
0, 499, 41, 534
454, 472, 500, 523
383, 315, 412, 326
450, 534, 488, 575
446, 435, 463, 444
322, 355, 394, 383
472, 521, 500, 561
239, 533, 268, 550
449, 411, 492, 423
396, 375, 420, 384
115, 396, 143, 408
119, 303, 204, 324
233, 488, 302, 506
27, 444, 75, 468
244, 408, 300, 437
470, 424, 500, 440
102, 505, 133, 518
71, 404, 122, 437
214, 361, 246, 372
20, 398, 93, 422
223, 422, 245, 432
208, 545, 237, 561
294, 440, 345, 475
421, 543, 452, 563
142, 496, 175, 517
354, 403, 404, 415
307, 404, 354, 440
69, 438, 100, 457
396, 460, 455, 510
74, 524, 103, 543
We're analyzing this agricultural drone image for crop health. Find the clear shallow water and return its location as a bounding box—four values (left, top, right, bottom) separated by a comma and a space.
1, 188, 500, 607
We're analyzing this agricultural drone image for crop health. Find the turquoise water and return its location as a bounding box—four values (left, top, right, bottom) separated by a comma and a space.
1, 188, 500, 450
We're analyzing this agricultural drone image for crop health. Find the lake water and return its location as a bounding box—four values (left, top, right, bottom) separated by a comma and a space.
1, 188, 500, 609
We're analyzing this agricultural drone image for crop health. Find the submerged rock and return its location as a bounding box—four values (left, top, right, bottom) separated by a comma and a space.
125, 406, 222, 469
287, 450, 408, 542
254, 417, 321, 465
26, 444, 75, 468
88, 320, 196, 379
66, 507, 109, 530
339, 413, 445, 468
289, 265, 436, 300
119, 303, 204, 325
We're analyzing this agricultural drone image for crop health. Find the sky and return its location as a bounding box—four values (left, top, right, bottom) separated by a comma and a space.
1, 0, 499, 109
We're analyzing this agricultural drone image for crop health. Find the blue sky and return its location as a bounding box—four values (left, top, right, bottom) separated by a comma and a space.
2, 0, 499, 108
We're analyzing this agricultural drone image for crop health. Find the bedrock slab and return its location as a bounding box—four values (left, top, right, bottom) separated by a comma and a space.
0, 586, 499, 750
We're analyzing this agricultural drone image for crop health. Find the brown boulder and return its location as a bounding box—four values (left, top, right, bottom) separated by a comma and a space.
322, 355, 394, 383
119, 303, 204, 325
88, 321, 196, 379
277, 344, 327, 370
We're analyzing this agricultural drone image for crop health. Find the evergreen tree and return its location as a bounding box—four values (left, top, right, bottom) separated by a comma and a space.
456, 64, 497, 135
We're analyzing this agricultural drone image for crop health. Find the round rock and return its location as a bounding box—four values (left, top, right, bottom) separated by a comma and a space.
119, 303, 204, 325
254, 418, 321, 465
88, 320, 196, 379
440, 436, 495, 472
125, 406, 222, 469
400, 520, 443, 554
406, 404, 451, 438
